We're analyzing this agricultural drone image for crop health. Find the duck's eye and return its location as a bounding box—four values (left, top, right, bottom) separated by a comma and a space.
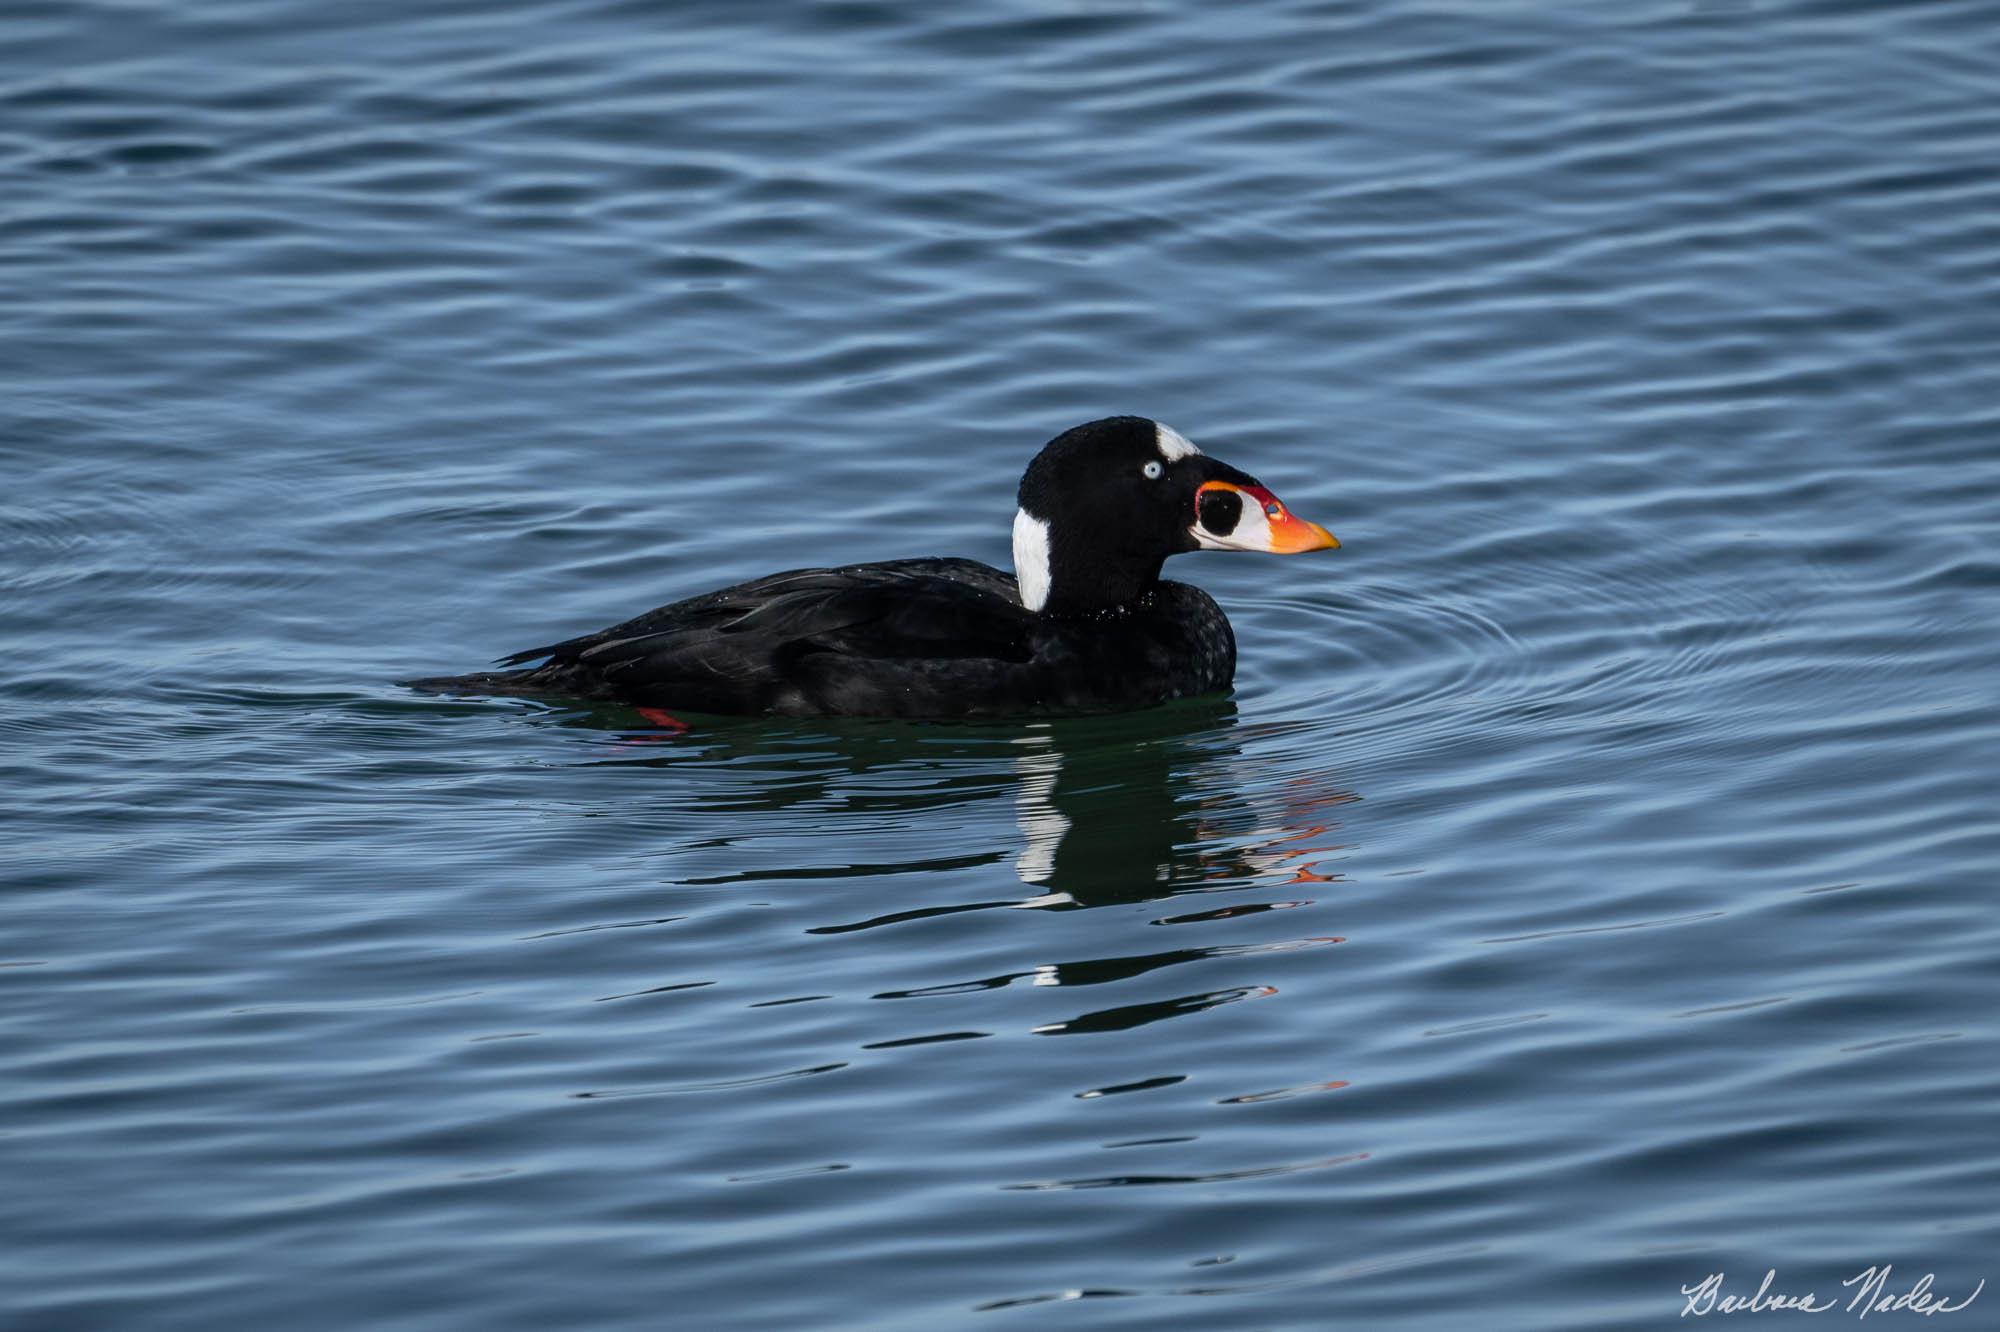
1142, 460, 1164, 480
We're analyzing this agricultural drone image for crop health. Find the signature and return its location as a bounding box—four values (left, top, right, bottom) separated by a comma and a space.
1681, 1267, 1984, 1318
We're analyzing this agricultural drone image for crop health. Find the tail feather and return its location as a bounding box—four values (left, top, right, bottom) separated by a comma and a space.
495, 644, 564, 667
404, 669, 549, 696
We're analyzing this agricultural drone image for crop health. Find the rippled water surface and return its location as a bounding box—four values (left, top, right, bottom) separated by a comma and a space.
6, 2, 1999, 1327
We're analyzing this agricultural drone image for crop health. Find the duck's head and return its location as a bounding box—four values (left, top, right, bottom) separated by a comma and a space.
1013, 416, 1338, 617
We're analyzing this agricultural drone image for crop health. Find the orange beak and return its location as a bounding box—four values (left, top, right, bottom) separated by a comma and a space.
1195, 480, 1339, 554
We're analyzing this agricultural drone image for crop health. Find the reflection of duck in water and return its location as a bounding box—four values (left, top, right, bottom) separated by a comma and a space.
412, 418, 1336, 718
1007, 704, 1356, 910
569, 700, 1354, 936
847, 705, 1362, 1032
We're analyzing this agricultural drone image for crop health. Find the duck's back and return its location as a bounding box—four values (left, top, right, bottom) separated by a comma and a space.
412, 557, 1235, 718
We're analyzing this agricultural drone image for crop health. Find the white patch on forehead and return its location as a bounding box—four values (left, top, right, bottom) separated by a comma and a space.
1012, 508, 1052, 612
1154, 422, 1201, 462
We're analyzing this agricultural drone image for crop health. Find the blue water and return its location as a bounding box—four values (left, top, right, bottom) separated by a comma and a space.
5, 2, 1998, 1327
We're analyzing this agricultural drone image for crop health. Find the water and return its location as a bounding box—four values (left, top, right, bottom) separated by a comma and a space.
5, 1, 1998, 1326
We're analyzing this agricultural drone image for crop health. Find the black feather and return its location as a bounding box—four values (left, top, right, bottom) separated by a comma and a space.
408, 557, 1233, 718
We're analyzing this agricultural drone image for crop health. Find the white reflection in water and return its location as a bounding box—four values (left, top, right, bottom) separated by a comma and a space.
1011, 726, 1070, 886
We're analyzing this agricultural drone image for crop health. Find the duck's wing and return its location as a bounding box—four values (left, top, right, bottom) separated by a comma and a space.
502, 558, 1038, 713
498, 558, 1014, 665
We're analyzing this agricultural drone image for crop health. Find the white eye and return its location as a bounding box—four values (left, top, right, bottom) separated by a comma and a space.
1142, 460, 1164, 479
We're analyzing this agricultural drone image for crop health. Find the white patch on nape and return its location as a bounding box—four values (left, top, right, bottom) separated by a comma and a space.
1012, 507, 1053, 612
1154, 421, 1202, 462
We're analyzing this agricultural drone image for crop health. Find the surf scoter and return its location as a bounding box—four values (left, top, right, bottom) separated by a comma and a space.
409, 416, 1337, 718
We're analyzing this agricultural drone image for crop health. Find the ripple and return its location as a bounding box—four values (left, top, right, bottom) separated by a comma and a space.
725, 1163, 851, 1184
1032, 986, 1278, 1036
592, 980, 714, 1003
1216, 1079, 1351, 1105
874, 937, 1339, 999
1421, 1012, 1551, 1039
1837, 1032, 1963, 1055
571, 1062, 849, 1099
1076, 1074, 1187, 1099
1484, 911, 1728, 945
859, 1030, 990, 1049
1270, 582, 1531, 724
1004, 1151, 1370, 1192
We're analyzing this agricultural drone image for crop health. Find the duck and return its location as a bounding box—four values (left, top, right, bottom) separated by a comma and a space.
408, 416, 1337, 718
